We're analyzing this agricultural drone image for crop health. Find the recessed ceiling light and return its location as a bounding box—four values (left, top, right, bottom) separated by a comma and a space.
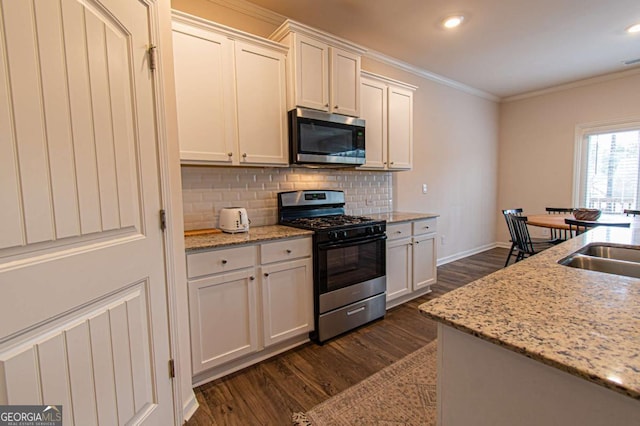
442, 15, 465, 29
626, 23, 640, 33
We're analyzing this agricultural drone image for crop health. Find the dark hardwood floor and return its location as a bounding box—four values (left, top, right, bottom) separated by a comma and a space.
186, 247, 508, 425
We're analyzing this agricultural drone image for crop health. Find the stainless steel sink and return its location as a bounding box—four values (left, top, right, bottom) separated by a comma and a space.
558, 244, 640, 278
580, 245, 640, 263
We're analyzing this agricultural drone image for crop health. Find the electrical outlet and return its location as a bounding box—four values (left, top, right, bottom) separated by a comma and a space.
422, 183, 428, 194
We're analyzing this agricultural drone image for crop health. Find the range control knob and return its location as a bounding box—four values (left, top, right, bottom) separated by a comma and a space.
329, 231, 338, 240
366, 226, 374, 235
340, 230, 348, 239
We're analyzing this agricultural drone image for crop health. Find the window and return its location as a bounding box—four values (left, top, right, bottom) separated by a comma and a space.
574, 120, 640, 214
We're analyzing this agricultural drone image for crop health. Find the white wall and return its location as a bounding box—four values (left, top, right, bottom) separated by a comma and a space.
498, 71, 640, 243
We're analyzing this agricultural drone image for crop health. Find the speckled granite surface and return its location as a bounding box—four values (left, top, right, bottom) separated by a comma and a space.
369, 212, 439, 223
184, 225, 313, 251
185, 212, 437, 251
420, 226, 640, 400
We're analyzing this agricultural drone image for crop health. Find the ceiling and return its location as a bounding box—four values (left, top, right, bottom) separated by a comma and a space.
244, 0, 640, 99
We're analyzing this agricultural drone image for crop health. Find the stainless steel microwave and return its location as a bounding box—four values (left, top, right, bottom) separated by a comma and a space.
288, 108, 365, 166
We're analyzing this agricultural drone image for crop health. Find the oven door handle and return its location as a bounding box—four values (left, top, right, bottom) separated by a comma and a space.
317, 234, 387, 250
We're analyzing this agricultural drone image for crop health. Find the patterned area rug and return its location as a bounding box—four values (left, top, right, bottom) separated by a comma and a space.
292, 341, 438, 425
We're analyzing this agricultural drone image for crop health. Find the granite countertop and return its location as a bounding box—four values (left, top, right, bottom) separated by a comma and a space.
420, 226, 640, 400
185, 212, 438, 251
369, 211, 439, 223
184, 225, 313, 251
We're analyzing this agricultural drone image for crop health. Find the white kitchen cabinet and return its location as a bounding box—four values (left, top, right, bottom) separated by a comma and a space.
188, 269, 258, 374
261, 258, 313, 346
172, 12, 288, 166
359, 72, 416, 170
386, 218, 437, 308
186, 236, 313, 381
271, 20, 364, 117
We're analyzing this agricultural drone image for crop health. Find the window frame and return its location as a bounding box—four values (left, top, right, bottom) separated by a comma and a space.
572, 118, 640, 211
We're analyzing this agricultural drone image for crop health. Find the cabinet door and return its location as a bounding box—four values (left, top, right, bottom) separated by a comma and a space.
294, 33, 329, 111
172, 23, 236, 163
330, 47, 360, 116
359, 76, 387, 169
189, 269, 258, 373
261, 258, 313, 346
386, 237, 413, 302
235, 41, 288, 165
388, 85, 413, 170
413, 234, 437, 290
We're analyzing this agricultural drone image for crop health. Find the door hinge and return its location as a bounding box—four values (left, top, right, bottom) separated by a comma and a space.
169, 359, 175, 379
160, 209, 167, 231
148, 45, 157, 71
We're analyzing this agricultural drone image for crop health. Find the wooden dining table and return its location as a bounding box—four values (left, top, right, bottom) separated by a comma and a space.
526, 213, 639, 230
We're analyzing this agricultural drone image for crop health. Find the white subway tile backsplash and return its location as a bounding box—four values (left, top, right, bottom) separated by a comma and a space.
181, 166, 393, 230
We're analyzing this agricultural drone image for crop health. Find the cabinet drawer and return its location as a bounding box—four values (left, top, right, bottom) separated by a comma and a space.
261, 237, 312, 264
413, 218, 437, 236
187, 245, 256, 279
386, 222, 412, 240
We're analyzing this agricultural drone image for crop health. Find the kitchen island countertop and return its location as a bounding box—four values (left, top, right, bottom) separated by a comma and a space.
420, 226, 640, 400
184, 225, 313, 252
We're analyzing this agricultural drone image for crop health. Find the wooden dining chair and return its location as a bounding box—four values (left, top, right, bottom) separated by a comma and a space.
502, 209, 523, 267
624, 209, 640, 217
545, 207, 574, 241
564, 218, 630, 237
510, 215, 556, 262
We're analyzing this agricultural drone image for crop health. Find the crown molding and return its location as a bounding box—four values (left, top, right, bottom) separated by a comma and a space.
206, 0, 499, 101
364, 49, 499, 102
204, 0, 286, 26
502, 67, 640, 103
361, 70, 418, 91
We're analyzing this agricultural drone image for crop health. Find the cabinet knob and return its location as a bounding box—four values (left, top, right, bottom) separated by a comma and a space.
383, 162, 387, 165
334, 105, 338, 109
396, 230, 402, 234
221, 259, 227, 264
286, 249, 292, 254
242, 153, 247, 158
425, 226, 430, 229
249, 276, 255, 281
227, 152, 233, 157
325, 103, 329, 107
415, 241, 420, 244
264, 273, 269, 277
390, 161, 395, 165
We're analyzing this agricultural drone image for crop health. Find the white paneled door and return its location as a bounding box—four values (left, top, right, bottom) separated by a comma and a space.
0, 0, 174, 424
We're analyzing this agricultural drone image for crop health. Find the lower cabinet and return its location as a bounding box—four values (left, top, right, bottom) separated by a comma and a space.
386, 218, 437, 308
186, 237, 312, 379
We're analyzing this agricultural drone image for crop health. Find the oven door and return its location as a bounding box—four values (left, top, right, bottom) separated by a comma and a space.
317, 234, 386, 295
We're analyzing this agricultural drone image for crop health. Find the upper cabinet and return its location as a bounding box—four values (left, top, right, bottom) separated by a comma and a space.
172, 12, 288, 166
270, 20, 364, 117
359, 71, 417, 170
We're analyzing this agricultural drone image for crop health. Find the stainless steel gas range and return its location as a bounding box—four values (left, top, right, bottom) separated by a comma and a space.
278, 190, 387, 343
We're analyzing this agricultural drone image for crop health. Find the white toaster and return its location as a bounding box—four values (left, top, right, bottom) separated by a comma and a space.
219, 207, 250, 233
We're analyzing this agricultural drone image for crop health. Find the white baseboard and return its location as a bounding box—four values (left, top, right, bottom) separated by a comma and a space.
437, 242, 503, 266
182, 390, 199, 423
